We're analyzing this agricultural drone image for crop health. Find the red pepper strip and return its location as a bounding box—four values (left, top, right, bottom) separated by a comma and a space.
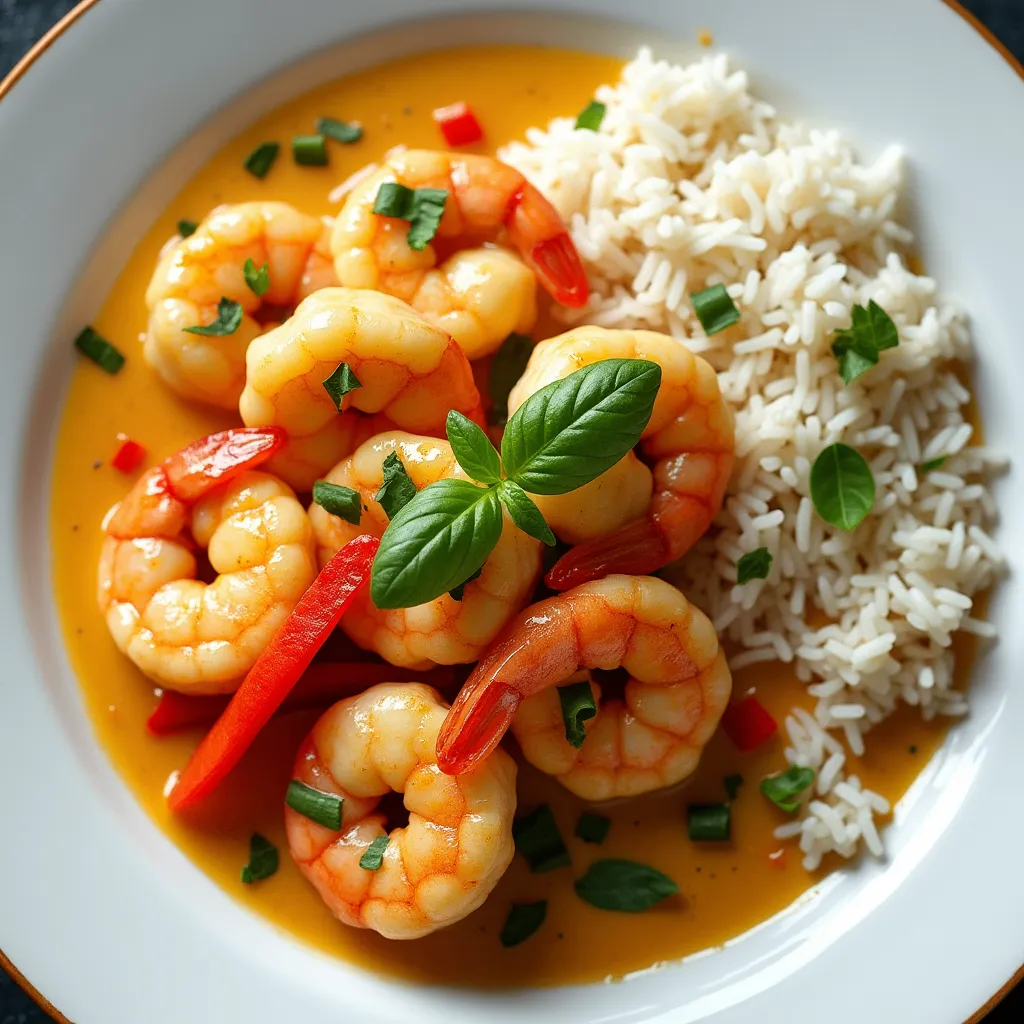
148, 661, 460, 736
167, 534, 379, 811
721, 696, 778, 752
433, 101, 484, 146
111, 435, 147, 474
164, 426, 287, 502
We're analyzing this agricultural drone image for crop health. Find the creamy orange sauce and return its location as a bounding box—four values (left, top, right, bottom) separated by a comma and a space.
51, 45, 963, 987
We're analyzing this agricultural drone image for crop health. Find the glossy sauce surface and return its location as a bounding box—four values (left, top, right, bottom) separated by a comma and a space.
51, 45, 959, 987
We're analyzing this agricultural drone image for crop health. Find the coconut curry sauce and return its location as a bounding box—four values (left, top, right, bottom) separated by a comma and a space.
51, 45, 961, 987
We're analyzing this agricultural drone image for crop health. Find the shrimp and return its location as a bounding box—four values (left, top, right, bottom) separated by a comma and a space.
436, 575, 731, 795
329, 149, 589, 358
309, 432, 542, 669
506, 326, 735, 590
286, 682, 517, 940
98, 428, 318, 694
145, 202, 336, 409
238, 287, 484, 491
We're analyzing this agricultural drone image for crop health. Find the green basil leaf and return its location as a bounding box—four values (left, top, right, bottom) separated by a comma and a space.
240, 833, 279, 884
831, 300, 899, 385
575, 812, 611, 845
691, 283, 741, 336
573, 859, 679, 912
488, 332, 534, 426
244, 142, 279, 179
498, 480, 556, 546
371, 182, 448, 251
370, 479, 502, 609
760, 765, 815, 813
358, 834, 390, 871
575, 100, 606, 131
513, 805, 571, 873
177, 219, 198, 238
74, 326, 125, 374
318, 117, 363, 144
810, 443, 875, 530
286, 780, 343, 830
322, 362, 362, 411
499, 901, 547, 948
375, 451, 417, 520
183, 297, 243, 336
501, 358, 661, 495
448, 566, 482, 603
919, 456, 947, 474
446, 410, 501, 485
558, 680, 597, 748
312, 480, 363, 525
243, 258, 270, 297
724, 773, 744, 801
736, 546, 772, 584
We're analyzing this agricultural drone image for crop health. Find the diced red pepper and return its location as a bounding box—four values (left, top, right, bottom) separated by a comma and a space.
721, 696, 778, 752
168, 534, 378, 811
111, 435, 147, 474
433, 102, 484, 147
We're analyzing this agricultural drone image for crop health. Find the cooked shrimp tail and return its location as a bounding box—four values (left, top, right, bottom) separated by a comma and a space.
163, 426, 286, 500
436, 678, 521, 776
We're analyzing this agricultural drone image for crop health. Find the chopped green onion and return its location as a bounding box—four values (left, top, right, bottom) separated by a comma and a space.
312, 480, 362, 524
488, 332, 534, 426
448, 566, 482, 603
760, 765, 815, 813
243, 258, 269, 297
810, 443, 875, 530
240, 833, 279, 884
244, 141, 279, 179
575, 100, 606, 131
513, 805, 571, 873
558, 680, 597, 748
831, 300, 899, 385
318, 117, 362, 144
74, 326, 125, 374
183, 297, 243, 336
322, 362, 362, 411
177, 219, 198, 238
737, 547, 772, 584
359, 834, 390, 870
500, 901, 547, 948
575, 812, 611, 845
724, 774, 744, 801
574, 859, 678, 912
372, 182, 448, 251
691, 283, 741, 335
687, 803, 731, 842
919, 456, 947, 474
286, 780, 343, 830
375, 451, 417, 520
293, 133, 329, 167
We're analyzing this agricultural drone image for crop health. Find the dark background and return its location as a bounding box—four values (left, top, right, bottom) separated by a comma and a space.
1, 0, 1022, 1020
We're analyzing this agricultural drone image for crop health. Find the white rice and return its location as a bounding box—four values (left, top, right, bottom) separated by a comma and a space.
501, 49, 1007, 866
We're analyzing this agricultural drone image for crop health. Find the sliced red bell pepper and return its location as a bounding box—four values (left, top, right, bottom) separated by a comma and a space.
164, 426, 287, 502
721, 696, 778, 752
433, 102, 484, 147
167, 534, 378, 811
111, 435, 147, 474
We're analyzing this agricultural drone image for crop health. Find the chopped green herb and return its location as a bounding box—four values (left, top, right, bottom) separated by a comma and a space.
575, 100, 606, 131
322, 362, 362, 411
831, 300, 899, 385
244, 141, 279, 179
183, 297, 243, 337
448, 566, 482, 602
240, 833, 279, 884
724, 774, 744, 801
293, 133, 329, 166
285, 780, 343, 830
574, 859, 679, 912
810, 443, 875, 530
375, 451, 417, 520
760, 765, 816, 813
575, 812, 611, 845
312, 480, 362, 525
359, 834, 390, 870
737, 547, 772, 585
243, 258, 269, 297
919, 456, 947, 474
317, 117, 363, 144
691, 283, 740, 335
488, 332, 534, 426
372, 182, 448, 251
177, 219, 198, 238
513, 805, 571, 873
74, 326, 125, 374
500, 901, 547, 948
687, 803, 731, 842
558, 680, 597, 748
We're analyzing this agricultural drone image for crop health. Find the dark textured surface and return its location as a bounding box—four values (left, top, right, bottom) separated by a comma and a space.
1, 0, 1022, 1020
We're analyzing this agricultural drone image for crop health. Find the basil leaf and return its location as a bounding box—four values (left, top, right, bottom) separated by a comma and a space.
501, 358, 661, 495
760, 765, 815, 813
831, 300, 899, 385
322, 362, 362, 411
575, 100, 606, 131
558, 680, 597, 748
358, 834, 390, 871
244, 141, 279, 179
810, 443, 875, 530
448, 566, 482, 602
286, 780, 343, 830
74, 326, 125, 374
691, 283, 740, 336
500, 901, 547, 948
498, 481, 556, 546
575, 812, 611, 845
736, 546, 772, 584
919, 456, 947, 474
371, 479, 502, 609
446, 410, 501, 485
177, 219, 198, 238
371, 182, 448, 251
724, 773, 744, 801
574, 859, 679, 912
312, 480, 362, 525
513, 805, 571, 873
488, 332, 534, 426
183, 297, 243, 336
243, 258, 270, 297
240, 833, 279, 884
375, 451, 417, 520
318, 116, 363, 144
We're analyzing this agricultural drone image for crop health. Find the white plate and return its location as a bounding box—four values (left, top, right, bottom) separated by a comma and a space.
1, 1, 1021, 1021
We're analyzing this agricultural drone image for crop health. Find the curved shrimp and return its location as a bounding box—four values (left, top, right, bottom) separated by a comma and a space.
506, 326, 735, 590
145, 202, 337, 409
436, 575, 731, 791
286, 682, 517, 940
238, 287, 484, 491
309, 432, 543, 669
98, 428, 318, 694
330, 149, 588, 358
